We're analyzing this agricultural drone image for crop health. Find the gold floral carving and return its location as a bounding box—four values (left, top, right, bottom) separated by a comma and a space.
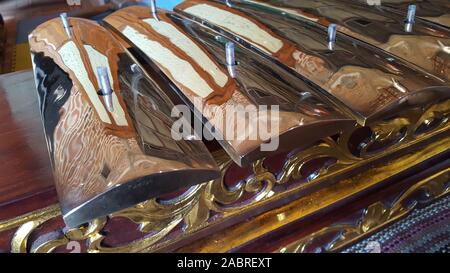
279, 168, 450, 253
3, 99, 450, 253
360, 99, 450, 157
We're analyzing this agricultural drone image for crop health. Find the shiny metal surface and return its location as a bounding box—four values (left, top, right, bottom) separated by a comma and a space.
104, 6, 355, 166
175, 0, 450, 125
96, 66, 114, 112
59, 12, 72, 38
29, 17, 219, 227
404, 4, 416, 33
232, 0, 450, 81
355, 0, 450, 29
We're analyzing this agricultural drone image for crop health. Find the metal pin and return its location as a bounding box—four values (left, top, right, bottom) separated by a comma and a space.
60, 13, 72, 38
130, 63, 142, 74
404, 4, 416, 33
225, 42, 237, 78
149, 0, 159, 21
327, 23, 337, 51
225, 0, 232, 7
97, 66, 114, 112
365, 0, 381, 6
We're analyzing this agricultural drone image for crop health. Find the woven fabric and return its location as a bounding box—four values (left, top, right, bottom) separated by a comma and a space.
342, 194, 450, 253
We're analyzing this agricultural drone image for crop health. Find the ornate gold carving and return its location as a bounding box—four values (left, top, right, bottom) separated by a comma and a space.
279, 168, 450, 253
31, 232, 69, 253
88, 218, 180, 253
360, 99, 450, 157
3, 205, 61, 253
205, 158, 276, 213
3, 99, 450, 253
89, 184, 204, 253
174, 135, 450, 252
17, 216, 107, 253
277, 137, 360, 184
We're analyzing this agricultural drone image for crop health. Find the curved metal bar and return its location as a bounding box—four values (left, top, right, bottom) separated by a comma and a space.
227, 0, 450, 81
175, 0, 450, 126
355, 0, 450, 29
28, 17, 219, 227
104, 6, 355, 166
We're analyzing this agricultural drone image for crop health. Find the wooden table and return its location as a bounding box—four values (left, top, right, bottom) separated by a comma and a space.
0, 70, 56, 221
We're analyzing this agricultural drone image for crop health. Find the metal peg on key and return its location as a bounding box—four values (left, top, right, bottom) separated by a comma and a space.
327, 23, 337, 51
225, 42, 237, 78
404, 4, 416, 33
97, 66, 114, 113
149, 0, 159, 21
60, 13, 72, 38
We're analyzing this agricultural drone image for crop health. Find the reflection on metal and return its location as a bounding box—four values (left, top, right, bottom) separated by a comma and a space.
104, 6, 354, 167
357, 0, 450, 29
60, 13, 72, 38
327, 23, 336, 50
149, 0, 159, 21
404, 5, 416, 33
28, 17, 219, 228
8, 0, 450, 253
225, 41, 237, 78
231, 0, 450, 82
96, 66, 114, 112
175, 0, 450, 126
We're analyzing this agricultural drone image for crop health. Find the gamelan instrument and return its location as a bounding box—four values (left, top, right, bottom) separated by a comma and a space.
19, 1, 450, 234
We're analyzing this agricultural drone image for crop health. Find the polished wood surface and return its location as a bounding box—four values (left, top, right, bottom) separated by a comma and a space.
0, 70, 55, 217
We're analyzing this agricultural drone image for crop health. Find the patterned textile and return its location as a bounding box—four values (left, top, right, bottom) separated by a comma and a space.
342, 194, 450, 253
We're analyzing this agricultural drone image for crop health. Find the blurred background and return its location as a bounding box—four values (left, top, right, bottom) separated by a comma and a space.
0, 0, 184, 74
144, 0, 183, 10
